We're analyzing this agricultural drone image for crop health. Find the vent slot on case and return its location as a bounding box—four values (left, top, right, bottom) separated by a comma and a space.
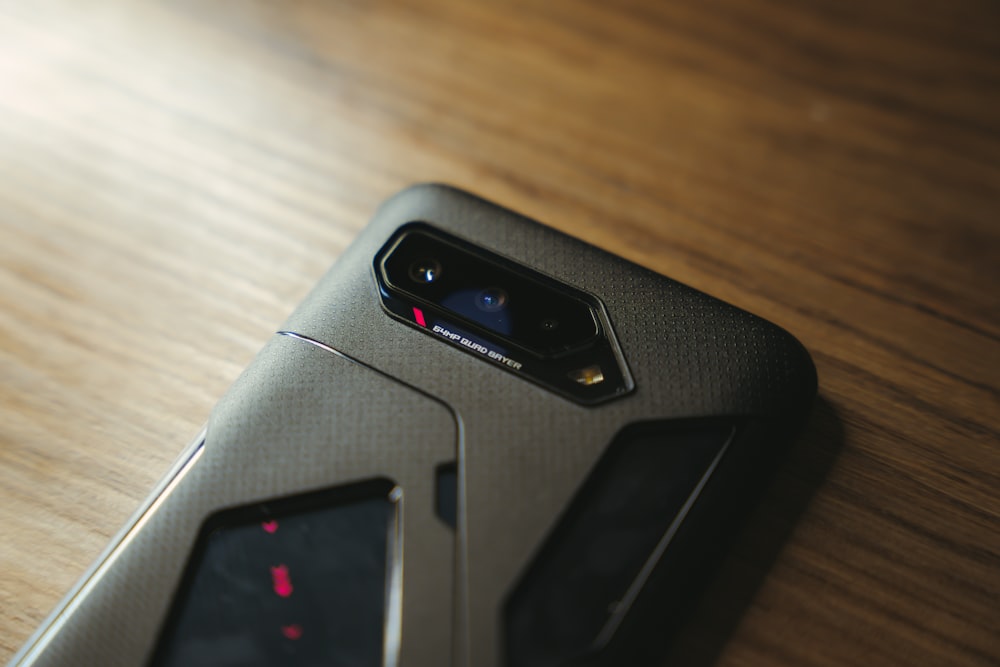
434, 461, 458, 530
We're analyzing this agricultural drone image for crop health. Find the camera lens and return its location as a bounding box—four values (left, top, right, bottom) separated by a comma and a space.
475, 288, 508, 312
540, 318, 559, 332
409, 259, 443, 284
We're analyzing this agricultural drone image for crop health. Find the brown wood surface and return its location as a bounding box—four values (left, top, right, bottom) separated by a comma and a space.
1, 1, 997, 665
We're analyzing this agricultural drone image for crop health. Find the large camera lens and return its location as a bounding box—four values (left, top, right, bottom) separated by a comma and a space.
475, 288, 508, 312
409, 258, 443, 284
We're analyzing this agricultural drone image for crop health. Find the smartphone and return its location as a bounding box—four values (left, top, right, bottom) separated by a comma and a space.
10, 184, 816, 667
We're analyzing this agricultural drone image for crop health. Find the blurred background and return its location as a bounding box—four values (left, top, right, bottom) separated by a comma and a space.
0, 1, 997, 665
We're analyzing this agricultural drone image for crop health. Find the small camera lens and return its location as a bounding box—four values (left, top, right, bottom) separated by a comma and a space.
475, 288, 508, 312
409, 259, 442, 284
540, 318, 559, 332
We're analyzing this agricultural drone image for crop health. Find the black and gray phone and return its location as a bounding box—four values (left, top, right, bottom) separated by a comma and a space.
10, 184, 817, 667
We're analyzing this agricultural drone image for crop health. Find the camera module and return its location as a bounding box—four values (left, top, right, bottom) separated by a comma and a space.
378, 226, 601, 357
409, 258, 443, 284
375, 224, 631, 405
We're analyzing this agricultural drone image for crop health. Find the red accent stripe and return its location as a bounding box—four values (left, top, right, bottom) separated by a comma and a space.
413, 307, 427, 327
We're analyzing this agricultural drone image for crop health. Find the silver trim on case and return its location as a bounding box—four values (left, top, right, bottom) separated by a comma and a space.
384, 485, 404, 667
11, 433, 207, 666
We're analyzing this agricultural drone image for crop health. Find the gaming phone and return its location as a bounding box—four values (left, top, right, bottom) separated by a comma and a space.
11, 184, 817, 667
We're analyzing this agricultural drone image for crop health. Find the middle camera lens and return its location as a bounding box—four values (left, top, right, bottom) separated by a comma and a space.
475, 288, 508, 312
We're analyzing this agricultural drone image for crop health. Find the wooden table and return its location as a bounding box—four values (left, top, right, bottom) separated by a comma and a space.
1, 1, 997, 665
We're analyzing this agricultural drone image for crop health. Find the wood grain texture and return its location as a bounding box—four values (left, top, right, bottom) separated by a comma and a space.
0, 0, 997, 665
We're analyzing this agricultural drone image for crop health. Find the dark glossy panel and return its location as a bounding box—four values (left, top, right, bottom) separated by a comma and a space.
152, 480, 397, 667
504, 420, 736, 667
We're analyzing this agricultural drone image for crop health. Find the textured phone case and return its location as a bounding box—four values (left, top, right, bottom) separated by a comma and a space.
12, 184, 816, 667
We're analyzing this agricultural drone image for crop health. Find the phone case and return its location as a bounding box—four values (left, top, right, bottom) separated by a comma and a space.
11, 184, 817, 667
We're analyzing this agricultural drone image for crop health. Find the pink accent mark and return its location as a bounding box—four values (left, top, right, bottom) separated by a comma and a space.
281, 624, 303, 640
270, 565, 293, 598
413, 307, 427, 327
261, 520, 278, 534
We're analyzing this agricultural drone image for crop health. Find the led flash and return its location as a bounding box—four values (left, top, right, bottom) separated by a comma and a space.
569, 365, 605, 386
